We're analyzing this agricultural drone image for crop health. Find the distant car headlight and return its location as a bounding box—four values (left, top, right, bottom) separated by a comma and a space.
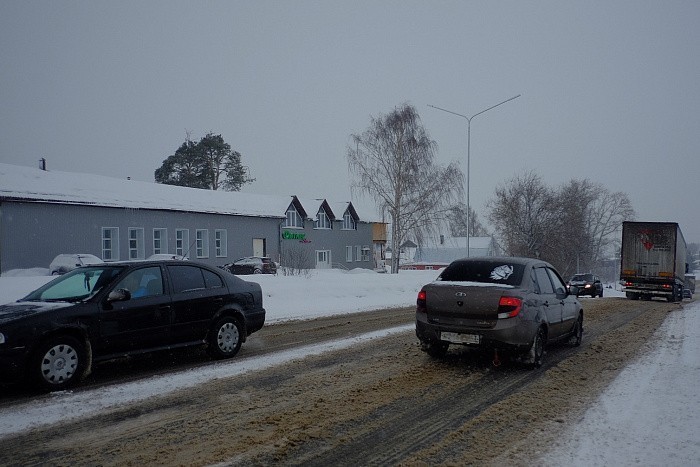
584, 284, 591, 288
0, 332, 5, 344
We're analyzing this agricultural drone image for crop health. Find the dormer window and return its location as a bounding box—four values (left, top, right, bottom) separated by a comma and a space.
342, 210, 357, 230
314, 207, 332, 229
285, 206, 303, 228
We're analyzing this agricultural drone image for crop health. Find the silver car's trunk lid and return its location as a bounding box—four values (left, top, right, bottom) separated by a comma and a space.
423, 281, 512, 323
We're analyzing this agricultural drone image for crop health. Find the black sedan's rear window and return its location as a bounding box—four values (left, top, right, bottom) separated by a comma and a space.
438, 260, 525, 286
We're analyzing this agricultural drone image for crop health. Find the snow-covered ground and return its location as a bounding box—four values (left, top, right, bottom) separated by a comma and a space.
542, 297, 700, 466
1, 269, 698, 465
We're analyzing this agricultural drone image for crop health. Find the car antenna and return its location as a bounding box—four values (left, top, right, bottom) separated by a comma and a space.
182, 238, 197, 260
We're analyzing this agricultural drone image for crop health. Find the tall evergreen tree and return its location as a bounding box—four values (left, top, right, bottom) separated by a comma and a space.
155, 133, 254, 191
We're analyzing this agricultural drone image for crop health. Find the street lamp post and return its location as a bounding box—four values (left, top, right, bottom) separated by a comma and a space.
429, 94, 521, 257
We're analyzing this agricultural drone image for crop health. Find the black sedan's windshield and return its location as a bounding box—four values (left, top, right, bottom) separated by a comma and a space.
22, 266, 125, 302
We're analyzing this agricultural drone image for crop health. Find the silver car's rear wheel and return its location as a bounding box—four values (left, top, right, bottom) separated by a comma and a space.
525, 327, 546, 369
421, 340, 449, 358
569, 315, 583, 347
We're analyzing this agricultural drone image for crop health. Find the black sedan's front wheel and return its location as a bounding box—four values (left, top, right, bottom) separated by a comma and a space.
32, 335, 89, 391
207, 316, 243, 359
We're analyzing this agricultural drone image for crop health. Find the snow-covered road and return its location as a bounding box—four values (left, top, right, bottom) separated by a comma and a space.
1, 269, 699, 464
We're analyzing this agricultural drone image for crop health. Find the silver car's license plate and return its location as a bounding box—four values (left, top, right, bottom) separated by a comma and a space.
441, 331, 481, 345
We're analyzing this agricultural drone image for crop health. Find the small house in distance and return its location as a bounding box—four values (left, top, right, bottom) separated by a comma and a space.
400, 235, 501, 270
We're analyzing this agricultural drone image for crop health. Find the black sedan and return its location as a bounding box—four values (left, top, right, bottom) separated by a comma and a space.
220, 257, 277, 275
416, 257, 583, 367
0, 260, 265, 391
567, 273, 604, 298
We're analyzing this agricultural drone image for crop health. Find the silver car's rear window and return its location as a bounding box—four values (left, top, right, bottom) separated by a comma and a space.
438, 261, 525, 286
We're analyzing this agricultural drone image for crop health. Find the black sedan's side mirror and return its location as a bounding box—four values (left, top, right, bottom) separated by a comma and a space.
107, 288, 132, 302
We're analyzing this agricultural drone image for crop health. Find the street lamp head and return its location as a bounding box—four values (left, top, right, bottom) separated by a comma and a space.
428, 95, 521, 257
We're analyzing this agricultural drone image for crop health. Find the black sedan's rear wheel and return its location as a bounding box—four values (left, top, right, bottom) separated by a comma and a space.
32, 335, 88, 392
207, 316, 243, 359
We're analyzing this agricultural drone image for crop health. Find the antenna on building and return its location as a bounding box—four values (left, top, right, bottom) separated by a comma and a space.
39, 158, 47, 171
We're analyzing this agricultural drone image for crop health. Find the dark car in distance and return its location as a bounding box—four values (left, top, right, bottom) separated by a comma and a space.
221, 257, 277, 275
567, 273, 603, 298
416, 257, 583, 368
0, 260, 265, 391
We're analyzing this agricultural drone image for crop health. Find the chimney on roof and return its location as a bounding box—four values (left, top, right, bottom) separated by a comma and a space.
39, 158, 47, 171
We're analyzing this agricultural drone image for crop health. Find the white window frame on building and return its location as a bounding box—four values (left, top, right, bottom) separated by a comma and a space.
346, 245, 353, 262
102, 227, 119, 261
176, 229, 190, 258
361, 246, 370, 262
196, 229, 209, 258
314, 207, 332, 229
153, 228, 167, 255
355, 245, 361, 262
285, 206, 304, 229
128, 227, 145, 260
342, 210, 356, 230
215, 229, 227, 257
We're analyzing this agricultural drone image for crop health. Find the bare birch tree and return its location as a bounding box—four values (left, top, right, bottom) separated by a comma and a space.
348, 103, 464, 273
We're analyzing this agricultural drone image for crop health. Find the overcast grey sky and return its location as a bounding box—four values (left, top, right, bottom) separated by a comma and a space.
1, 1, 699, 243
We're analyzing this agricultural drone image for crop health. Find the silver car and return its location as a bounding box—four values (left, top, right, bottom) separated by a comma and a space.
415, 257, 583, 367
49, 253, 103, 275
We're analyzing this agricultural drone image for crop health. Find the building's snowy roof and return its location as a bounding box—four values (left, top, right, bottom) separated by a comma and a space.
0, 163, 373, 221
428, 236, 494, 250
412, 235, 500, 264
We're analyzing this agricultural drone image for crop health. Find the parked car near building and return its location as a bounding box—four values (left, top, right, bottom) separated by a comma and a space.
416, 257, 583, 368
49, 253, 103, 275
220, 257, 277, 275
0, 260, 265, 391
567, 273, 603, 298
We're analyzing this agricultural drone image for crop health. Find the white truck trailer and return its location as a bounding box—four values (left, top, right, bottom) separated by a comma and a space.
620, 221, 687, 302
